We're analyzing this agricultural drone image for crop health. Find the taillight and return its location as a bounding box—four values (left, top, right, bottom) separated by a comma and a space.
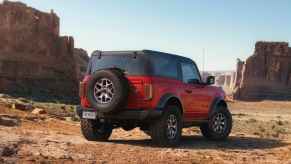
79, 75, 91, 98
80, 75, 92, 108
79, 82, 85, 98
144, 83, 153, 100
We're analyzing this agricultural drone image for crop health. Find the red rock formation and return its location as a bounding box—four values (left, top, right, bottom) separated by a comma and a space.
234, 41, 291, 100
233, 59, 244, 89
0, 1, 88, 101
73, 48, 89, 80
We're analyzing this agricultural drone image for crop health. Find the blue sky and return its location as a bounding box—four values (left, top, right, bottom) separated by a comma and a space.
5, 0, 291, 71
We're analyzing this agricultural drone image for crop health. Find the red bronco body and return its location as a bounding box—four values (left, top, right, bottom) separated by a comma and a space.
77, 50, 232, 147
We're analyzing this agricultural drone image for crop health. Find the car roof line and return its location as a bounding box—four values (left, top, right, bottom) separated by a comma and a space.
91, 49, 192, 61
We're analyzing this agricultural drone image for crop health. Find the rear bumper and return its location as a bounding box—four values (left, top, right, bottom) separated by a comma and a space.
76, 106, 162, 121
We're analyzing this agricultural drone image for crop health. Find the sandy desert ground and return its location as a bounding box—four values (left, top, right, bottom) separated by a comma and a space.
0, 99, 291, 164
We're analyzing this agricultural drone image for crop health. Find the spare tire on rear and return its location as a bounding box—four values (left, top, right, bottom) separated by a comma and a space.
86, 69, 129, 113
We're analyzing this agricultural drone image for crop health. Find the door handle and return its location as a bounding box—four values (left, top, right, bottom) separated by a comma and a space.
185, 89, 192, 94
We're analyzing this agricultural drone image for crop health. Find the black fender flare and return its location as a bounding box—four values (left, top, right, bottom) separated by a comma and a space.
208, 97, 228, 118
156, 93, 183, 111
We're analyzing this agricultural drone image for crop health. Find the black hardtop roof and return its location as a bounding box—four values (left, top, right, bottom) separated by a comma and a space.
91, 49, 192, 62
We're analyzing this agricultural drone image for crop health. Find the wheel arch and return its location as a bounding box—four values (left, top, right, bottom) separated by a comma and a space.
157, 93, 183, 114
208, 97, 228, 117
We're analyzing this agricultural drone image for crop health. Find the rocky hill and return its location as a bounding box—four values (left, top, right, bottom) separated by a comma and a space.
0, 1, 88, 102
73, 48, 89, 81
234, 41, 291, 100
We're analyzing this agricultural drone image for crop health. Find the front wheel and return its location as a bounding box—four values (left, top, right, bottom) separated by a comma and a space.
150, 105, 182, 147
81, 119, 113, 141
200, 106, 232, 140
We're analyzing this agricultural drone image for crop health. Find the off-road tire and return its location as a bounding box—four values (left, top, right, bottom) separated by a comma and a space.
150, 106, 182, 147
200, 105, 232, 140
81, 119, 113, 141
86, 69, 129, 113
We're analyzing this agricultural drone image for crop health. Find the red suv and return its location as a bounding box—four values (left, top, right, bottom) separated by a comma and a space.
77, 50, 232, 147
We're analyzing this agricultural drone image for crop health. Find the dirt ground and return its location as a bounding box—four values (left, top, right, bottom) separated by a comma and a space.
1, 100, 291, 164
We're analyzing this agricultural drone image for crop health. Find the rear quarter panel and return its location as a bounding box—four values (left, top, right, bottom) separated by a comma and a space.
125, 76, 152, 109
150, 77, 184, 110
125, 76, 185, 110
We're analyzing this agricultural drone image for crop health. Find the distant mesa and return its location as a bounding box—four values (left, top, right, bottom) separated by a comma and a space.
0, 1, 89, 102
233, 41, 291, 100
212, 41, 291, 100
203, 71, 235, 95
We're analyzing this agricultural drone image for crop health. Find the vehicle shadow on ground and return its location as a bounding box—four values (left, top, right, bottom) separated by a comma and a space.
109, 135, 289, 150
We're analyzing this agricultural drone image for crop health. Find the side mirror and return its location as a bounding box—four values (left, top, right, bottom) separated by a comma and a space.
206, 76, 215, 85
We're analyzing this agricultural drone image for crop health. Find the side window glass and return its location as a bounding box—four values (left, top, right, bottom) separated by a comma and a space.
181, 62, 201, 83
152, 56, 178, 79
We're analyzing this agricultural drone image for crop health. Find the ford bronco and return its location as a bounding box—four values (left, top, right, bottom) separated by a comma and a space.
76, 50, 232, 147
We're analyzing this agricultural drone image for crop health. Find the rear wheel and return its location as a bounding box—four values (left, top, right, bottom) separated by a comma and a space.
150, 105, 182, 147
81, 119, 113, 141
200, 106, 232, 140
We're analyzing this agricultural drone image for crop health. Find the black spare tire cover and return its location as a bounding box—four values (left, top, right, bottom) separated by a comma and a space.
86, 69, 130, 113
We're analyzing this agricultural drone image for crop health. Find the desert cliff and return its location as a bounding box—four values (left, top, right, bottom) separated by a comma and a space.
0, 1, 88, 101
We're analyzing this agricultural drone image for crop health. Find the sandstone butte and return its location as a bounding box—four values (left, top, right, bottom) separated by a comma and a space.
234, 41, 291, 100
0, 1, 89, 101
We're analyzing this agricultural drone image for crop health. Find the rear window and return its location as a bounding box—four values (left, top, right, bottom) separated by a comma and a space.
87, 53, 150, 75
86, 51, 179, 79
